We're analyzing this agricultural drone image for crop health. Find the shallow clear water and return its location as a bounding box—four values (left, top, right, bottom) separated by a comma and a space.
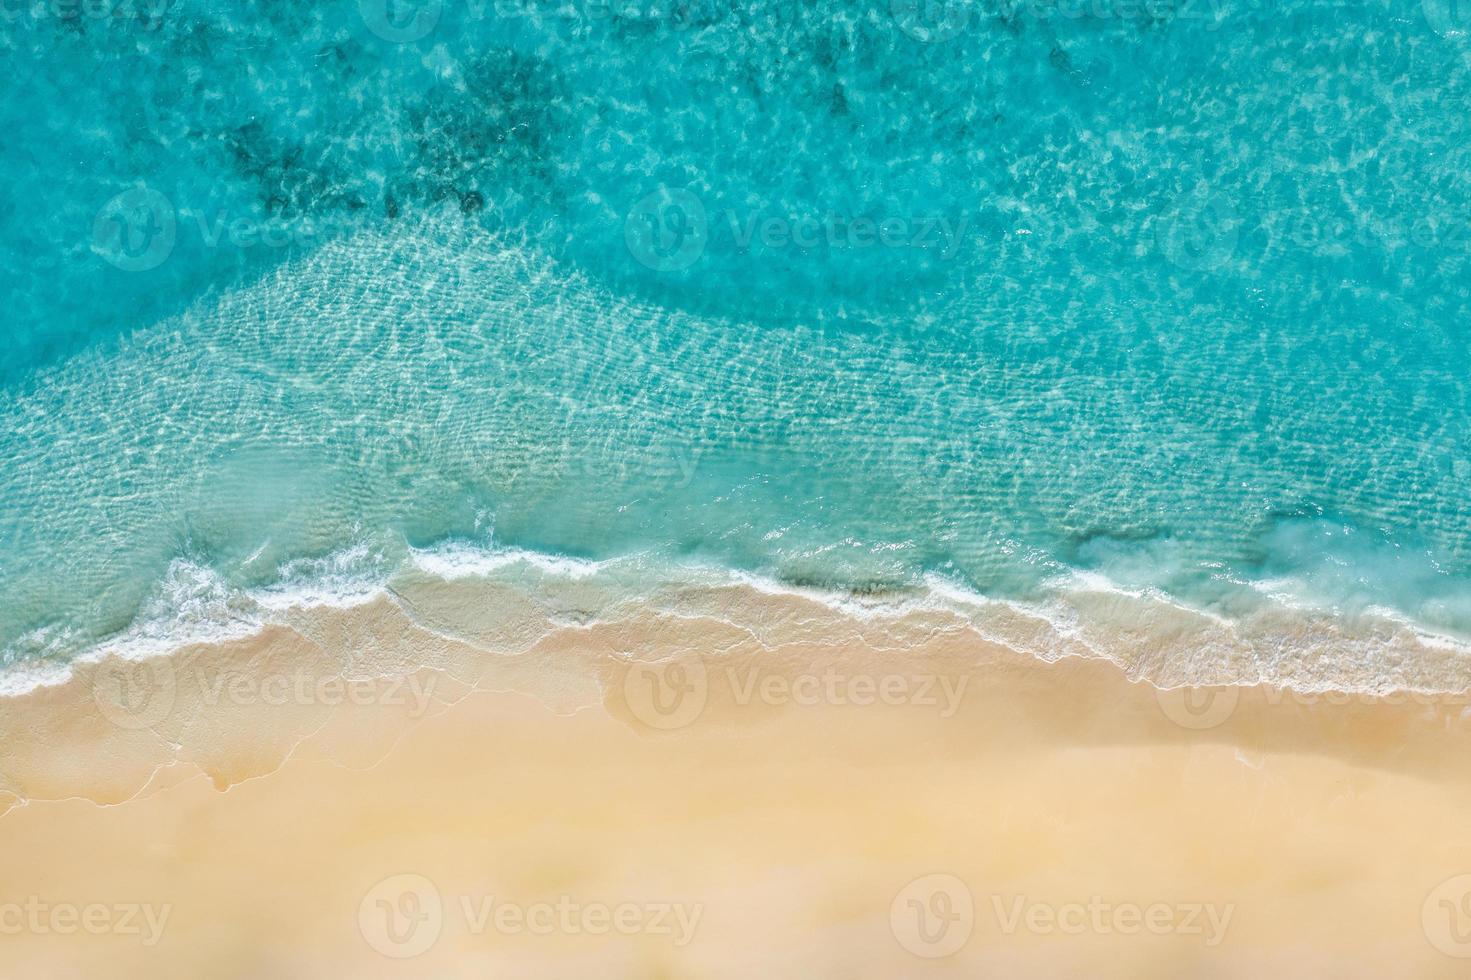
3, 0, 1470, 686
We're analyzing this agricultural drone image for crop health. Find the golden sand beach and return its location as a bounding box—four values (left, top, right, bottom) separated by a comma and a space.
2, 590, 1471, 978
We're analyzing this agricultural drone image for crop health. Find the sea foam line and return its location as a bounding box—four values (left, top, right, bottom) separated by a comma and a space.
5, 537, 1471, 703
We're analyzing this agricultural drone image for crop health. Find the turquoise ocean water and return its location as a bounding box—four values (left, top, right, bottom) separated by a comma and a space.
3, 0, 1471, 690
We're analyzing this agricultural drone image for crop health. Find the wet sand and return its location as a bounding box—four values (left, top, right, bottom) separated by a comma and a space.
2, 594, 1471, 977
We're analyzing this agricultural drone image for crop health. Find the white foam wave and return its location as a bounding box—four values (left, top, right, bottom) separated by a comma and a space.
407, 541, 615, 581
6, 538, 1471, 702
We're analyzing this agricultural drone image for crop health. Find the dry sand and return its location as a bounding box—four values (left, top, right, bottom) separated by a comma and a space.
2, 593, 1470, 977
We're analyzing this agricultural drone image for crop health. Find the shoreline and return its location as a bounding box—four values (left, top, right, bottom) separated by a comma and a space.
2, 592, 1471, 975
5, 542, 1471, 712
4, 552, 1471, 812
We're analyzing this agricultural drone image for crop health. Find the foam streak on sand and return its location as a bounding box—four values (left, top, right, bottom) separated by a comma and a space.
0, 537, 1468, 810
4, 568, 1471, 976
6, 534, 1471, 719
